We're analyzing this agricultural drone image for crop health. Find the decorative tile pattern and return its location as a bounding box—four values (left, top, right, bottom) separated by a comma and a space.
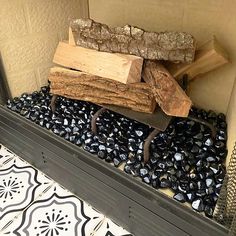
0, 152, 53, 231
0, 144, 132, 236
1, 183, 105, 236
94, 218, 132, 236
0, 144, 15, 166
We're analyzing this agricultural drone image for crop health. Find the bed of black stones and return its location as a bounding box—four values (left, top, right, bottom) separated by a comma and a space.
6, 86, 228, 218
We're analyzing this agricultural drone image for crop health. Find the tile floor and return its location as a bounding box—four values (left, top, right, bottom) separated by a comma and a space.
0, 144, 132, 236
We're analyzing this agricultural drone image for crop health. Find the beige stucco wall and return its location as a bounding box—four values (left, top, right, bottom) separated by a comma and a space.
89, 0, 236, 114
0, 0, 81, 98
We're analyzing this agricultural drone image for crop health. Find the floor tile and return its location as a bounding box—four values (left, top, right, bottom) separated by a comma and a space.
0, 144, 15, 166
0, 156, 54, 231
0, 145, 132, 236
93, 218, 132, 236
1, 183, 105, 236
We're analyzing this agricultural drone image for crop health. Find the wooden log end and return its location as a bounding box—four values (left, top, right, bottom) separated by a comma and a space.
166, 36, 230, 80
162, 98, 192, 117
53, 42, 143, 84
142, 60, 192, 117
69, 27, 76, 46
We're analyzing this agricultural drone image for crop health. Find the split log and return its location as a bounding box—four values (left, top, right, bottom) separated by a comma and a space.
53, 42, 143, 84
49, 67, 156, 113
166, 37, 229, 80
69, 27, 76, 46
142, 61, 192, 117
70, 18, 196, 63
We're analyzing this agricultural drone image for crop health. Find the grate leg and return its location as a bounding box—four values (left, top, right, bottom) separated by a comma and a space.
50, 95, 58, 113
188, 115, 217, 139
91, 107, 107, 135
143, 128, 161, 163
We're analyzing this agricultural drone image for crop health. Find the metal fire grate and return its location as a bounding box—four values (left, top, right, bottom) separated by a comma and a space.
102, 105, 172, 131
214, 141, 236, 235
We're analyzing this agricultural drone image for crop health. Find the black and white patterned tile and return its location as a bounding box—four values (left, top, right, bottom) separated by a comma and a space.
1, 183, 105, 236
93, 218, 132, 236
0, 152, 54, 231
0, 144, 133, 236
0, 144, 15, 166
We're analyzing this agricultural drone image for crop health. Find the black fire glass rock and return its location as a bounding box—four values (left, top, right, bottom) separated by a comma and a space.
6, 87, 228, 219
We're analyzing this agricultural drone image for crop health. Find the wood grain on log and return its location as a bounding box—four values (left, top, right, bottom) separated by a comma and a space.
69, 27, 76, 46
165, 37, 229, 80
53, 42, 143, 84
70, 18, 196, 63
142, 61, 192, 117
49, 67, 156, 113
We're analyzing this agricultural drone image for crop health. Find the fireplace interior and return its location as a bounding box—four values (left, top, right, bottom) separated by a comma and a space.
0, 1, 236, 236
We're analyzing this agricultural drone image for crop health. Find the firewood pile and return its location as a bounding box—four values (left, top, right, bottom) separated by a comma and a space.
49, 18, 229, 118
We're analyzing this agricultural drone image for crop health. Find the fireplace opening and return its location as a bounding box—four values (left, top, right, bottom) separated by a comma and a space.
1, 1, 236, 236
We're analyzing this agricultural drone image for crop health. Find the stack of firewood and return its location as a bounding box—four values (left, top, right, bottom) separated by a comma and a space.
49, 18, 229, 117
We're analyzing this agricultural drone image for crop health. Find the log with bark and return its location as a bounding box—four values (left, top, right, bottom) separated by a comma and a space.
165, 36, 229, 80
69, 18, 196, 63
53, 42, 143, 84
49, 67, 156, 113
142, 61, 192, 117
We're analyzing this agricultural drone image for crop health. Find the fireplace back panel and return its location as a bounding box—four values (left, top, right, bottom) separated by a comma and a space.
0, 105, 228, 236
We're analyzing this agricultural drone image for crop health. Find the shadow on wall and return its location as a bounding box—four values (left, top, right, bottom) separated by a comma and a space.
0, 53, 11, 104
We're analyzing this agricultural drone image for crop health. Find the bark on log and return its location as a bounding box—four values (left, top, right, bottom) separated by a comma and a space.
142, 61, 192, 117
49, 67, 156, 113
70, 18, 196, 63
